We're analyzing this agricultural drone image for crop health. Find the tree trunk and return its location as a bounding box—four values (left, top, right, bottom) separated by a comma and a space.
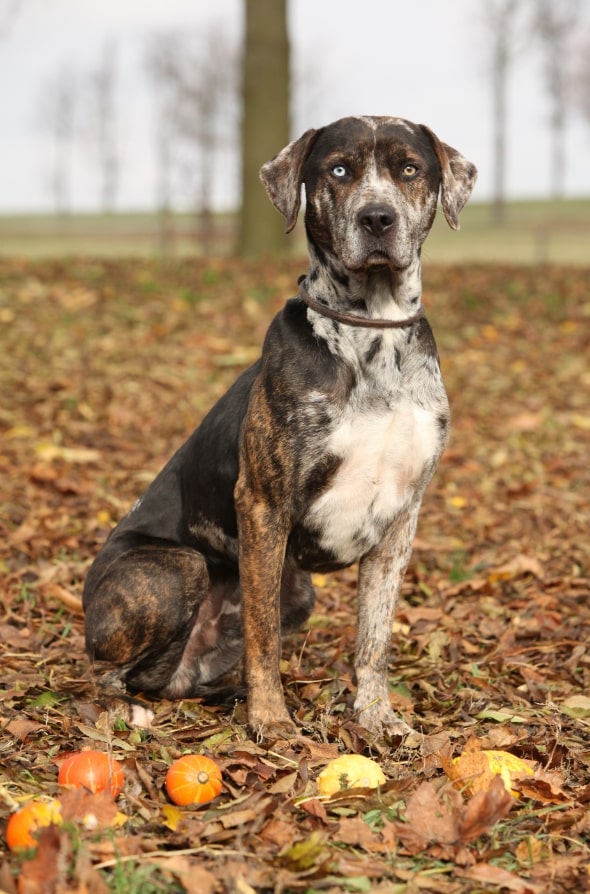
238, 0, 291, 257
491, 41, 508, 226
487, 0, 523, 227
535, 0, 580, 200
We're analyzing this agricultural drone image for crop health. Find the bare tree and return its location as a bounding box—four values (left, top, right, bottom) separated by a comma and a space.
145, 33, 179, 254
534, 0, 582, 198
571, 30, 590, 124
292, 46, 324, 136
0, 0, 23, 37
238, 0, 290, 256
145, 26, 239, 253
85, 40, 119, 213
485, 0, 529, 225
38, 65, 77, 215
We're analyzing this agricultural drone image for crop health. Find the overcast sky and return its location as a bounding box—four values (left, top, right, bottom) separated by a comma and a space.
1, 0, 589, 214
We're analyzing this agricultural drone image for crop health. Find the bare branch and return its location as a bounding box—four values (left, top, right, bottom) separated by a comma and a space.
484, 0, 531, 223
144, 25, 239, 249
533, 0, 583, 197
84, 40, 120, 213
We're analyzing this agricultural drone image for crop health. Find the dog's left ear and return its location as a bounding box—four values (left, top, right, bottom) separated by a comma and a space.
259, 128, 318, 233
420, 125, 478, 230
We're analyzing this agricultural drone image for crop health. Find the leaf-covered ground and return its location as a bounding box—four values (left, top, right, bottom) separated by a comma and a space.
0, 258, 589, 893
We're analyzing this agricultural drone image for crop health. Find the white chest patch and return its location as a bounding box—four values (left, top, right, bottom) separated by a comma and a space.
305, 402, 440, 564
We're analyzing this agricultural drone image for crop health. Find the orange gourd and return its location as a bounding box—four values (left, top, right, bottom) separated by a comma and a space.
58, 750, 124, 797
6, 800, 62, 851
165, 754, 222, 806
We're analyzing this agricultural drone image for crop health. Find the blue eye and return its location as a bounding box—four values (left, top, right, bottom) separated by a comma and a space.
331, 164, 348, 178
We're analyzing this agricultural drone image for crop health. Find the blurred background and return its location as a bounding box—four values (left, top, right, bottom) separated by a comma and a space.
1, 0, 589, 263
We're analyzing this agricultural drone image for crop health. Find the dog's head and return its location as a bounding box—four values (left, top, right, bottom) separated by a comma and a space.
260, 115, 477, 273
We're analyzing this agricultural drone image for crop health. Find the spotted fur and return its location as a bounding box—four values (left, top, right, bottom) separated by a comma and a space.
84, 115, 476, 739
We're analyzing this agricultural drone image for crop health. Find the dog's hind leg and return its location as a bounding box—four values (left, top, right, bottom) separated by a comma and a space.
279, 562, 316, 634
83, 541, 242, 697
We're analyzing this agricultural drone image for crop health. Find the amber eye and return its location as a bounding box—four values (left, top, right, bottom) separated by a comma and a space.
331, 164, 348, 179
401, 163, 418, 179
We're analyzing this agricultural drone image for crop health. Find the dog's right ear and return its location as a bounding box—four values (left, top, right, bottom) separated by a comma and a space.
259, 128, 318, 233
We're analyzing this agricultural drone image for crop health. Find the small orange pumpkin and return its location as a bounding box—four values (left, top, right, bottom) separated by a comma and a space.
6, 800, 62, 851
165, 754, 222, 806
58, 750, 124, 797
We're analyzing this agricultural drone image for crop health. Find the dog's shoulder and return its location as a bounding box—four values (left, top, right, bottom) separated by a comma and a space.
260, 297, 355, 396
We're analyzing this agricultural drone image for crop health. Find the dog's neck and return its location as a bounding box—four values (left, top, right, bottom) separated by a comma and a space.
304, 244, 423, 323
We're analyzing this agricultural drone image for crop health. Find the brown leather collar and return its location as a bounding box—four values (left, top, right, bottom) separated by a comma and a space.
298, 279, 425, 329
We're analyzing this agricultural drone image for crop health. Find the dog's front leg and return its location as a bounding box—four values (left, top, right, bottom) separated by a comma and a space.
354, 501, 423, 738
235, 385, 295, 737
236, 494, 293, 735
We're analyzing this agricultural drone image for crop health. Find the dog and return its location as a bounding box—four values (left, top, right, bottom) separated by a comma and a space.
83, 116, 477, 738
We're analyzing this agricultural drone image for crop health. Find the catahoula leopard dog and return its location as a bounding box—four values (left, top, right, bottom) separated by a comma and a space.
83, 115, 477, 738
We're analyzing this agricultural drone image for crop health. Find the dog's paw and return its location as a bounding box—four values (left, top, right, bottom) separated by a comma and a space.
250, 718, 298, 745
354, 700, 413, 740
247, 696, 296, 743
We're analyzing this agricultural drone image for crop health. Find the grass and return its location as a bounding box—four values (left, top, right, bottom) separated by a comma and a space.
104, 856, 185, 894
0, 211, 233, 259
0, 199, 588, 264
425, 198, 590, 265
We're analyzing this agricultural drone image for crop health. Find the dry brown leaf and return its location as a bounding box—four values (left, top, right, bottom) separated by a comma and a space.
337, 815, 381, 849
403, 781, 463, 847
297, 797, 329, 822
515, 767, 569, 804
161, 856, 217, 894
459, 861, 544, 893
40, 582, 84, 614
487, 554, 544, 583
5, 719, 44, 742
59, 789, 119, 829
259, 817, 300, 848
515, 835, 545, 865
16, 824, 62, 894
458, 775, 514, 842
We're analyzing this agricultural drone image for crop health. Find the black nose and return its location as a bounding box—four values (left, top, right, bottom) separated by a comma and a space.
358, 204, 396, 237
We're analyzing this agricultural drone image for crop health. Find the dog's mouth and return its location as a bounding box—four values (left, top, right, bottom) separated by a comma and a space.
357, 248, 409, 273
366, 250, 392, 266
338, 230, 413, 274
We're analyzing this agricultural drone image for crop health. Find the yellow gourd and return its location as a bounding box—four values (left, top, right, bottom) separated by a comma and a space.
317, 754, 386, 795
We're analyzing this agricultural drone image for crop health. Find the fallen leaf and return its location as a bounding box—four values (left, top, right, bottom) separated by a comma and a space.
459, 861, 544, 893
337, 815, 382, 850
35, 443, 101, 463
458, 775, 514, 842
259, 817, 298, 848
475, 709, 529, 724
560, 694, 590, 719
393, 777, 512, 858
297, 797, 329, 822
39, 582, 84, 614
279, 831, 328, 871
161, 804, 184, 832
487, 554, 544, 583
162, 856, 217, 894
515, 767, 569, 804
59, 789, 119, 829
515, 835, 545, 865
5, 719, 44, 742
442, 739, 535, 796
403, 781, 462, 847
15, 824, 62, 893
